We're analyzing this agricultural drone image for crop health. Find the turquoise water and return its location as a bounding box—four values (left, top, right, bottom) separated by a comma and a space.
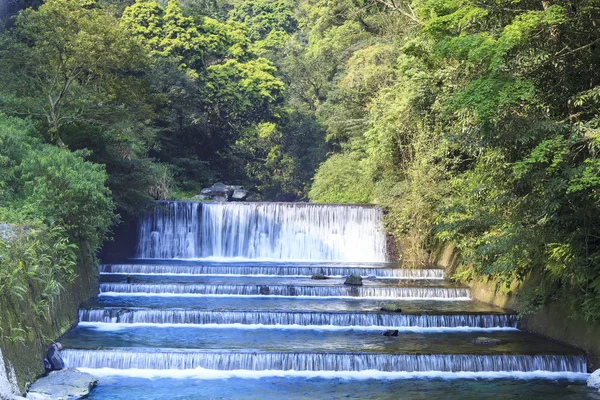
87, 376, 597, 400
72, 202, 592, 399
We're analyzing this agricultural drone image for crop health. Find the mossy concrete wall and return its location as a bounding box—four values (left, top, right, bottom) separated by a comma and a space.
430, 243, 600, 371
0, 259, 98, 395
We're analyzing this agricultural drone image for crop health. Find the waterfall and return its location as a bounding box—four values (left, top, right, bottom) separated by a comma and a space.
79, 309, 518, 328
135, 202, 387, 262
62, 350, 586, 373
99, 283, 471, 299
100, 263, 444, 279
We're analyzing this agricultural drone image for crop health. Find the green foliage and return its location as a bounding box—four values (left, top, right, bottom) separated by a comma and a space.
0, 113, 116, 250
299, 0, 600, 322
229, 0, 297, 42
309, 152, 374, 204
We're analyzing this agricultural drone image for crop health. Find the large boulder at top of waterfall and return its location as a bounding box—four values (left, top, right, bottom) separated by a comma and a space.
211, 194, 229, 202
197, 183, 257, 202
208, 182, 230, 195
470, 337, 507, 345
344, 274, 363, 286
26, 369, 97, 400
231, 189, 249, 201
312, 273, 329, 280
588, 369, 600, 391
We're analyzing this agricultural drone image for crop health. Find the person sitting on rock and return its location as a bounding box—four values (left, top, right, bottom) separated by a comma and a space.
44, 342, 65, 372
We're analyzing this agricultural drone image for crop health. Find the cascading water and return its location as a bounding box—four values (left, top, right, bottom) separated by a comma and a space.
62, 200, 590, 398
98, 283, 471, 299
136, 202, 387, 262
100, 263, 444, 279
62, 350, 586, 373
79, 309, 518, 328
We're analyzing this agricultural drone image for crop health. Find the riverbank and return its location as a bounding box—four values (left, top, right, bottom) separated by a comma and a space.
0, 260, 98, 395
431, 244, 600, 370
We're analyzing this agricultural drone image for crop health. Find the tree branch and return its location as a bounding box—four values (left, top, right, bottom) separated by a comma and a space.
372, 0, 424, 25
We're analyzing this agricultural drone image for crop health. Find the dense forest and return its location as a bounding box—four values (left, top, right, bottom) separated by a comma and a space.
0, 0, 599, 348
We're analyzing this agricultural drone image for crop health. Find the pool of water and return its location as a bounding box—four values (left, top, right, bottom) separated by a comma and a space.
60, 326, 578, 355
86, 376, 598, 400
84, 296, 506, 314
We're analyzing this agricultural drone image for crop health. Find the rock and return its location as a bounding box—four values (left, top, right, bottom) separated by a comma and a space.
344, 274, 363, 286
380, 304, 402, 313
227, 185, 243, 191
0, 222, 15, 242
211, 182, 230, 193
383, 330, 399, 337
259, 286, 270, 295
246, 194, 259, 202
311, 273, 329, 280
363, 275, 377, 281
587, 369, 600, 391
0, 349, 24, 400
194, 194, 211, 201
470, 337, 507, 345
287, 285, 296, 296
26, 369, 97, 400
231, 189, 249, 201
200, 188, 213, 195
211, 194, 229, 202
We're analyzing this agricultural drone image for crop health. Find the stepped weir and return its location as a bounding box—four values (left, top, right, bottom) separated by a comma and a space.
63, 201, 589, 398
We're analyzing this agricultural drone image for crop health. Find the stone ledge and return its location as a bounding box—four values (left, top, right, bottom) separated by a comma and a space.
26, 369, 97, 400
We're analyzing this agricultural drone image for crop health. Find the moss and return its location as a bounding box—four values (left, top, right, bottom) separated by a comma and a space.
430, 243, 600, 371
0, 258, 98, 394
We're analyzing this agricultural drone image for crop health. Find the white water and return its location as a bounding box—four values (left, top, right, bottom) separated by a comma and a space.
100, 263, 442, 279
98, 283, 471, 299
76, 367, 590, 381
79, 309, 517, 328
77, 321, 518, 332
63, 350, 587, 372
136, 202, 387, 262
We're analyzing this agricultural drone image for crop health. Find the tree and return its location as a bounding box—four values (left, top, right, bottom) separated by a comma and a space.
0, 0, 151, 147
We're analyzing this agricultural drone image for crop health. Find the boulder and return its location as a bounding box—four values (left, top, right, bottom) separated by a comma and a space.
380, 304, 402, 313
194, 194, 211, 201
259, 286, 270, 295
383, 330, 399, 337
363, 275, 377, 281
211, 182, 230, 193
344, 274, 363, 286
227, 185, 243, 191
246, 194, 259, 202
587, 369, 600, 391
211, 194, 229, 203
470, 337, 507, 345
311, 273, 329, 280
26, 369, 97, 400
231, 189, 249, 201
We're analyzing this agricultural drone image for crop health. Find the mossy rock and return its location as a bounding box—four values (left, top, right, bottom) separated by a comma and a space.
380, 304, 403, 313
344, 274, 363, 286
471, 337, 507, 345
311, 273, 329, 280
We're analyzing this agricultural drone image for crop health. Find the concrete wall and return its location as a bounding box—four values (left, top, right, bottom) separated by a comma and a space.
0, 257, 98, 394
431, 243, 600, 371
